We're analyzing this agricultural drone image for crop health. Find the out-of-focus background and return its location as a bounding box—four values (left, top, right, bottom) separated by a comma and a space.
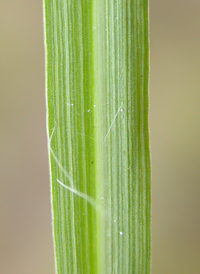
0, 1, 200, 273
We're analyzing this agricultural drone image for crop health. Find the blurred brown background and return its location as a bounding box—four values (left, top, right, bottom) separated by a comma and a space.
0, 1, 200, 273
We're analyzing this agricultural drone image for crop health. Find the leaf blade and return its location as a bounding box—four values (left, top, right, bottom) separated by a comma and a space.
44, 0, 151, 273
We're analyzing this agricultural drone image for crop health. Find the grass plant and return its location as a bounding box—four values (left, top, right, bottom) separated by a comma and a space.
44, 1, 151, 273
